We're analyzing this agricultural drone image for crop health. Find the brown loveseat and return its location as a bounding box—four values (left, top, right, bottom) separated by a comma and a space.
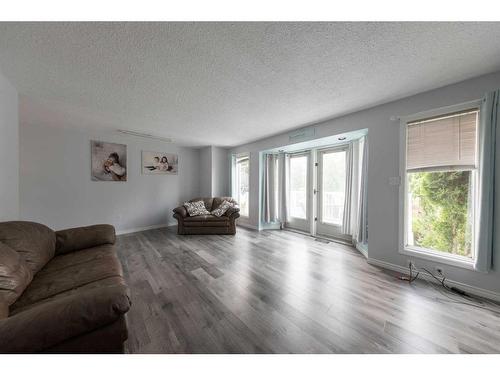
173, 197, 240, 235
0, 221, 130, 353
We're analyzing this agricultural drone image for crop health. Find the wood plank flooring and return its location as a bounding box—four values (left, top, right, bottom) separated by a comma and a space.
116, 226, 500, 353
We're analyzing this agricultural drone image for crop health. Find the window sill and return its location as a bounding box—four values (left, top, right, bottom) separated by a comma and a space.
400, 246, 475, 270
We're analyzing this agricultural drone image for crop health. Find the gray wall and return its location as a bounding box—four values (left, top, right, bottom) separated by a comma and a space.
19, 122, 201, 233
199, 146, 212, 197
0, 70, 19, 221
198, 145, 229, 198
229, 71, 500, 295
211, 146, 230, 197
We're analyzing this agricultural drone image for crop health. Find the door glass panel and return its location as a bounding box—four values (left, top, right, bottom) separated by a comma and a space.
236, 158, 249, 216
321, 151, 346, 225
289, 155, 308, 219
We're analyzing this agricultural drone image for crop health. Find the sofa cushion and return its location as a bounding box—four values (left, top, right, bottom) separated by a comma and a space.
0, 242, 33, 307
10, 244, 124, 314
55, 224, 116, 255
0, 221, 56, 274
183, 215, 230, 227
183, 200, 211, 216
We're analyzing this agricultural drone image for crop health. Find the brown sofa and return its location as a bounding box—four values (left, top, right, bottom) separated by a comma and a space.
173, 197, 240, 235
0, 221, 130, 353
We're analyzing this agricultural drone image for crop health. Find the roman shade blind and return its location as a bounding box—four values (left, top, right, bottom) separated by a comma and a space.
406, 110, 478, 170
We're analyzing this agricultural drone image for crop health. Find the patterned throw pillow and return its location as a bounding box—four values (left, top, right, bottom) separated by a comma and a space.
183, 201, 211, 216
211, 200, 234, 217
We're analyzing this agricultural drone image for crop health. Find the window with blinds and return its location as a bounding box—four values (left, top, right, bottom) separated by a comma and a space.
403, 107, 480, 261
406, 110, 478, 171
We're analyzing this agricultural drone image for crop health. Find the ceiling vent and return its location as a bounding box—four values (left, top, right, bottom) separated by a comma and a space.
288, 126, 315, 142
117, 129, 173, 143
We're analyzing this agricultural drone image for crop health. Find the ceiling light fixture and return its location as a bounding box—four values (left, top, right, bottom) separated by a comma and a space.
117, 129, 173, 143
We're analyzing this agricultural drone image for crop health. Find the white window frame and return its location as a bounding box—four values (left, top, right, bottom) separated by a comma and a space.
398, 100, 481, 270
232, 153, 250, 218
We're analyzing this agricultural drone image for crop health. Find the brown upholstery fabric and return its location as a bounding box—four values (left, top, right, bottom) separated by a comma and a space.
183, 215, 229, 227
0, 221, 56, 274
56, 224, 116, 255
11, 244, 123, 313
0, 284, 130, 353
174, 197, 240, 235
0, 242, 33, 306
173, 205, 188, 218
0, 301, 8, 320
43, 315, 128, 353
0, 222, 129, 353
179, 226, 237, 235
225, 206, 241, 218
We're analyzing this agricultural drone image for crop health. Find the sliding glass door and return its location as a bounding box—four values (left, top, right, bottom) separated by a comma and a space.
287, 152, 311, 232
316, 147, 348, 238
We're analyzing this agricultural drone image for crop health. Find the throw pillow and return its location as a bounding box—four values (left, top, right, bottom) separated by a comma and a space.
183, 201, 211, 216
211, 200, 234, 217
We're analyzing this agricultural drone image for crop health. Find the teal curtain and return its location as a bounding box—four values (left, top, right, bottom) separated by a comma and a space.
475, 90, 499, 272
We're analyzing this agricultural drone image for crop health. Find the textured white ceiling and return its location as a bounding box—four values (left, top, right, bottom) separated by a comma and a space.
1, 22, 500, 147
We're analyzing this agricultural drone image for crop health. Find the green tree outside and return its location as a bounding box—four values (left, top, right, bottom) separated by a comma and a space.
408, 170, 472, 257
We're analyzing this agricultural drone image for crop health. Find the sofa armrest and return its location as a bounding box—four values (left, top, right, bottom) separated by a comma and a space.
173, 206, 188, 218
55, 224, 116, 255
225, 206, 240, 218
0, 285, 130, 353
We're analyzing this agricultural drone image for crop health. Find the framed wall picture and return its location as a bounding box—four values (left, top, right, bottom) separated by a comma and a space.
91, 140, 127, 181
142, 151, 178, 175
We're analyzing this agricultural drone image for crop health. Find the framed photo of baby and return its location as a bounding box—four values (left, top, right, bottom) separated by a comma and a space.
91, 141, 127, 181
142, 151, 178, 175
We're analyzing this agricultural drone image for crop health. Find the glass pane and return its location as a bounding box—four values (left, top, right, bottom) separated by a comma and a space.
289, 155, 308, 219
321, 151, 346, 225
236, 159, 249, 216
407, 170, 473, 258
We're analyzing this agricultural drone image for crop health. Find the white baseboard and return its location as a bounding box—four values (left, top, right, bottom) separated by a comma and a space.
367, 257, 500, 303
116, 223, 175, 235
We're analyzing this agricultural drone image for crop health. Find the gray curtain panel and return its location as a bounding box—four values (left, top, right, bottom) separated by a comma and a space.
474, 90, 499, 272
278, 153, 289, 225
342, 143, 354, 234
355, 136, 368, 245
349, 140, 361, 240
263, 153, 279, 223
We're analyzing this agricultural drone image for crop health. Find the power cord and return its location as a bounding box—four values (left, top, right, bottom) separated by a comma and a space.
399, 263, 500, 315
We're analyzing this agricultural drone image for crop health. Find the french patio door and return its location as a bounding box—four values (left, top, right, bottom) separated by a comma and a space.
285, 147, 349, 240
315, 147, 349, 239
287, 152, 312, 232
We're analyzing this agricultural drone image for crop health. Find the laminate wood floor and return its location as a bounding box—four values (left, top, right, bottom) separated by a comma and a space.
117, 227, 500, 353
